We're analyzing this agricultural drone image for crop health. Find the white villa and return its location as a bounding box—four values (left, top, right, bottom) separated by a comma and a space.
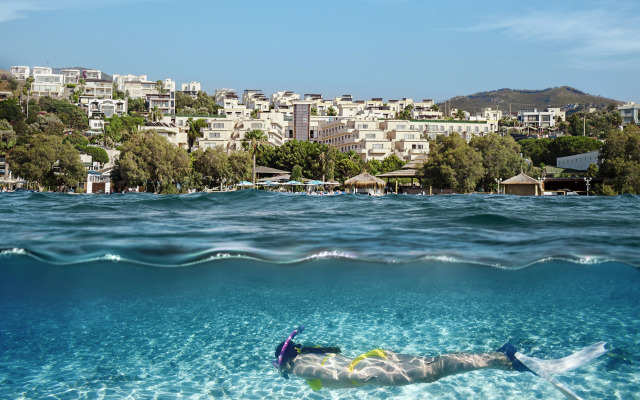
10, 66, 30, 80
617, 102, 640, 126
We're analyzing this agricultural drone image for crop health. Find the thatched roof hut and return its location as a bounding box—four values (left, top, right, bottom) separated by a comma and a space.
344, 172, 386, 195
502, 172, 544, 196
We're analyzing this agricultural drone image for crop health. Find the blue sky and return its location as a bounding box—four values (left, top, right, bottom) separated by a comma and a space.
1, 0, 639, 103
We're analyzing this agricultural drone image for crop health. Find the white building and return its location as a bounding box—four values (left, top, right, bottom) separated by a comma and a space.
82, 79, 113, 100
10, 66, 30, 80
181, 81, 201, 97
30, 73, 64, 97
517, 108, 564, 128
147, 93, 175, 115
87, 119, 105, 135
112, 74, 148, 91
556, 151, 599, 171
617, 102, 640, 126
84, 98, 127, 118
271, 90, 300, 109
82, 69, 102, 80
243, 90, 270, 112
32, 66, 52, 77
62, 69, 80, 85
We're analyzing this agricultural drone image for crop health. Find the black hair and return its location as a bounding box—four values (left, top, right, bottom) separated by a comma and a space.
274, 341, 341, 361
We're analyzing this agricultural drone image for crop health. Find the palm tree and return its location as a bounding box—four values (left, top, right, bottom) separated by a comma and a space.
455, 109, 466, 121
241, 129, 268, 187
149, 106, 163, 122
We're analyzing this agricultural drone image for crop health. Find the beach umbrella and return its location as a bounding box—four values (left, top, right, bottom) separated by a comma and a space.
307, 180, 324, 185
285, 180, 303, 185
236, 181, 253, 186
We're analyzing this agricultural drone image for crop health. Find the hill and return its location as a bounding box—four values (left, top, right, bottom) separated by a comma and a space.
438, 86, 622, 116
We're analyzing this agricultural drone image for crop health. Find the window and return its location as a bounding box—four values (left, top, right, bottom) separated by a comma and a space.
213, 123, 224, 128
361, 124, 369, 129
397, 124, 406, 130
365, 133, 376, 139
372, 144, 383, 149
251, 123, 262, 129
403, 134, 415, 139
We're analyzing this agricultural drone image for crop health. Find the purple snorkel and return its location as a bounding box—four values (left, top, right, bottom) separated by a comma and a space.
273, 325, 305, 379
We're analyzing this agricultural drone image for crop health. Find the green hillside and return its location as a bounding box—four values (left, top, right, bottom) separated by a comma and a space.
439, 86, 622, 115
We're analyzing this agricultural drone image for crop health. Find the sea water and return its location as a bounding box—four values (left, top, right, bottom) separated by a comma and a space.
0, 191, 638, 399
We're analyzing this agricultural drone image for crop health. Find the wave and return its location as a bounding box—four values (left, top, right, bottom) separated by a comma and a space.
0, 247, 631, 270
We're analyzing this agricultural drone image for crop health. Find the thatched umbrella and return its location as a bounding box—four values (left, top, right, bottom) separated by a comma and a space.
344, 172, 386, 195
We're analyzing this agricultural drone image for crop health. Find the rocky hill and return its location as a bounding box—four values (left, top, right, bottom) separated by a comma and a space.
438, 86, 622, 115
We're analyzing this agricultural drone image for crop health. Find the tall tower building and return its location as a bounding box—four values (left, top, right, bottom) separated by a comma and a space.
293, 100, 314, 141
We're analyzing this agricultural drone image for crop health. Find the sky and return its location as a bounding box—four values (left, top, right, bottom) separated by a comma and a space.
1, 0, 639, 103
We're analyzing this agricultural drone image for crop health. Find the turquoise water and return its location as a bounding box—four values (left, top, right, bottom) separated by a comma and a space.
0, 192, 638, 399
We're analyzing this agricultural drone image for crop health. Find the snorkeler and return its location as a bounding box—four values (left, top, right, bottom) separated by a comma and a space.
273, 326, 607, 399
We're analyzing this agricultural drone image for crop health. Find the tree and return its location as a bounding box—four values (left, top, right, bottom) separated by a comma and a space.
327, 107, 337, 116
155, 80, 166, 94
191, 146, 229, 189
431, 104, 439, 112
241, 129, 268, 186
0, 119, 17, 154
397, 104, 413, 120
112, 131, 190, 193
380, 154, 406, 173
454, 109, 466, 121
419, 133, 484, 193
0, 98, 23, 123
226, 151, 252, 185
63, 132, 89, 147
365, 159, 382, 176
8, 134, 85, 189
81, 146, 109, 165
128, 97, 147, 114
149, 106, 163, 122
598, 125, 640, 194
470, 133, 524, 191
28, 114, 65, 136
38, 97, 88, 131
187, 118, 207, 149
311, 107, 318, 116
250, 109, 259, 119
519, 138, 551, 166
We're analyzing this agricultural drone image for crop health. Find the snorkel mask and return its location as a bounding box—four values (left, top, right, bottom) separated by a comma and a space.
272, 325, 305, 379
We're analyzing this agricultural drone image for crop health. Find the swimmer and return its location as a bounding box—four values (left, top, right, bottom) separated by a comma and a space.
273, 326, 607, 398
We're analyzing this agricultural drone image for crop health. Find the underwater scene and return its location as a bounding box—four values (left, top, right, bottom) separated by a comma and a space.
0, 191, 638, 399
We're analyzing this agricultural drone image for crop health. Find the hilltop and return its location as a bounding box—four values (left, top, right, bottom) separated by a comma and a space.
438, 86, 623, 115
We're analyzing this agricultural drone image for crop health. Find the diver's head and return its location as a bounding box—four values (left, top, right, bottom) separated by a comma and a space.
275, 340, 300, 361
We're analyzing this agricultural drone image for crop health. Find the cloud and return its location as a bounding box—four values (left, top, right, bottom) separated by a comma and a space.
0, 0, 161, 23
470, 6, 640, 66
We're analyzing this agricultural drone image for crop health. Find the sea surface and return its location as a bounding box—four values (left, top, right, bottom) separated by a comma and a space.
0, 191, 638, 399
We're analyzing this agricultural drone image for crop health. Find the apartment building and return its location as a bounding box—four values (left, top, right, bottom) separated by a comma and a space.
243, 90, 270, 112
146, 93, 175, 115
517, 108, 564, 128
82, 69, 102, 80
617, 102, 640, 126
32, 66, 53, 77
181, 81, 201, 98
271, 91, 300, 109
84, 98, 127, 118
83, 79, 113, 100
30, 73, 65, 97
113, 74, 148, 91
10, 66, 30, 80
62, 69, 80, 85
